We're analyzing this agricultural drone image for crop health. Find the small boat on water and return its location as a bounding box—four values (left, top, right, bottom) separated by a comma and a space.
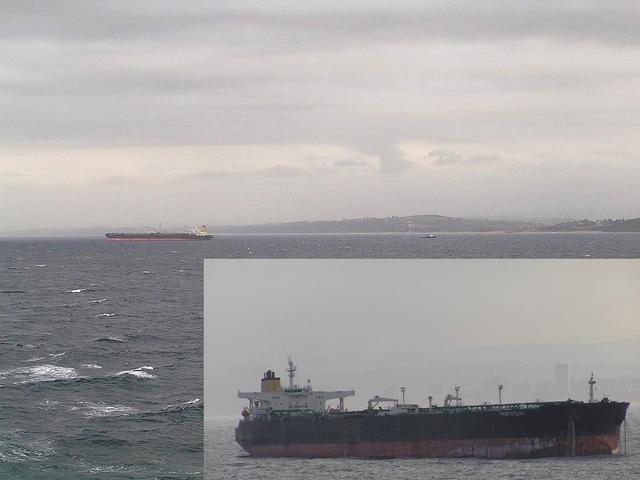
422, 234, 436, 239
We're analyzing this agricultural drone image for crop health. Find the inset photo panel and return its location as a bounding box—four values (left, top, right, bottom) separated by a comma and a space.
205, 259, 639, 480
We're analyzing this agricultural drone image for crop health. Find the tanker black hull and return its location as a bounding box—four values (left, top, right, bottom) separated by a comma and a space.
236, 401, 628, 459
105, 233, 213, 241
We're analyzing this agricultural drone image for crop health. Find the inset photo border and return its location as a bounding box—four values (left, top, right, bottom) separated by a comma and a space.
205, 259, 639, 478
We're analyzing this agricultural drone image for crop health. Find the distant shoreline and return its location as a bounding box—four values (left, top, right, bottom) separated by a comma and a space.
4, 213, 640, 236
3, 230, 640, 239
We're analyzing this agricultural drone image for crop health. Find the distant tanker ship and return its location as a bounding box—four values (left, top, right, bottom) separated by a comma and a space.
105, 225, 213, 241
236, 359, 629, 459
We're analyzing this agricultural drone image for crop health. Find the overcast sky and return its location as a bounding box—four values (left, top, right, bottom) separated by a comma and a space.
1, 1, 639, 231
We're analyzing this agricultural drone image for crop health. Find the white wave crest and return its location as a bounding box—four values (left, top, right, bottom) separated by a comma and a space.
177, 398, 201, 408
70, 401, 138, 417
0, 364, 79, 384
81, 363, 102, 369
115, 365, 156, 379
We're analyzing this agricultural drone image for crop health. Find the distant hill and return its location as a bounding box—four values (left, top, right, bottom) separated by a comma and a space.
15, 214, 640, 236
539, 217, 640, 232
212, 214, 546, 234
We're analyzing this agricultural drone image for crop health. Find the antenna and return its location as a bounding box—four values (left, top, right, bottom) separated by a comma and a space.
588, 373, 596, 403
498, 384, 503, 405
287, 357, 297, 388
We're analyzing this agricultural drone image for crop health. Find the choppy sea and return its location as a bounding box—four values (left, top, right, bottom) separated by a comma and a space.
1, 238, 204, 479
2, 232, 640, 478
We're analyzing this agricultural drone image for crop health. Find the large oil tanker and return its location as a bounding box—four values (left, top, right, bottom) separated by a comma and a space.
105, 225, 213, 241
236, 359, 629, 459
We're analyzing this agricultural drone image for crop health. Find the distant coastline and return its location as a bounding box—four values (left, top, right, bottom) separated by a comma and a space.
5, 214, 640, 237
539, 217, 640, 233
213, 214, 640, 234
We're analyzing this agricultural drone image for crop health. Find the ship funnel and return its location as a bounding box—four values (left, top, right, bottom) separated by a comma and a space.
261, 369, 281, 392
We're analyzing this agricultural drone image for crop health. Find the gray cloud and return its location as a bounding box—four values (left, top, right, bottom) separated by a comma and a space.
185, 165, 309, 182
428, 149, 464, 166
0, 171, 29, 179
428, 150, 501, 166
4, 2, 640, 46
1, 1, 638, 149
333, 159, 369, 168
95, 175, 137, 185
378, 146, 414, 174
261, 165, 309, 178
187, 171, 238, 181
466, 154, 501, 165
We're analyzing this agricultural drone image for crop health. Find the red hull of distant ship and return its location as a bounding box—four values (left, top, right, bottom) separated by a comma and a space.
105, 234, 213, 241
242, 433, 620, 459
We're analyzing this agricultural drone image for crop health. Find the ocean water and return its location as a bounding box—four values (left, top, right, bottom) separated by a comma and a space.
1, 238, 204, 479
3, 232, 640, 478
206, 408, 639, 480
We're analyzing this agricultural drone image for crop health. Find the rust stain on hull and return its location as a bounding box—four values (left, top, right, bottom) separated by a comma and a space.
245, 434, 620, 459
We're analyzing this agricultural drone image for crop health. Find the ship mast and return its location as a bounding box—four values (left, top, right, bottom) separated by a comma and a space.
287, 357, 297, 388
588, 372, 596, 402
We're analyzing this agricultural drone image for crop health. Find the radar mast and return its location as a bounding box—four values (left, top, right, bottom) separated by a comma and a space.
287, 357, 297, 388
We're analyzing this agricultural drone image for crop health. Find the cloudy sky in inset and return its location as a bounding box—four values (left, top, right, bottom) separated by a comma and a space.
1, 1, 639, 230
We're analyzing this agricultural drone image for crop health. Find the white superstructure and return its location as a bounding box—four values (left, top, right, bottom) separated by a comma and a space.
194, 225, 210, 236
238, 358, 355, 418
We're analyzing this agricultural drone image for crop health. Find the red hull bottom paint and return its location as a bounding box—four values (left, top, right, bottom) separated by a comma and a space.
245, 434, 620, 459
105, 238, 203, 241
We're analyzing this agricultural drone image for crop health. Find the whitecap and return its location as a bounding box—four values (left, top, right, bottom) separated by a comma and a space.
95, 336, 125, 343
39, 399, 61, 411
26, 364, 77, 382
34, 264, 47, 267
115, 365, 156, 379
0, 439, 54, 463
48, 352, 66, 357
66, 288, 86, 293
141, 270, 152, 274
81, 363, 102, 369
0, 364, 78, 384
96, 313, 117, 318
70, 401, 138, 417
88, 298, 107, 304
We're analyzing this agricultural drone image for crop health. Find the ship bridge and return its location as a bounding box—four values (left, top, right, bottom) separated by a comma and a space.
238, 358, 355, 416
